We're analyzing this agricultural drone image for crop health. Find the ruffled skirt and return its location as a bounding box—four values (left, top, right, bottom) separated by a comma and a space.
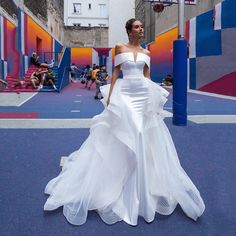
44, 76, 205, 225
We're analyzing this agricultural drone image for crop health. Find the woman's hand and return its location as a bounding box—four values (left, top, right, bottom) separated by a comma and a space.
107, 97, 110, 106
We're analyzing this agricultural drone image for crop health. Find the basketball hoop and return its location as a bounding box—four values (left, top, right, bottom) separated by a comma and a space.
151, 1, 174, 13
152, 3, 165, 13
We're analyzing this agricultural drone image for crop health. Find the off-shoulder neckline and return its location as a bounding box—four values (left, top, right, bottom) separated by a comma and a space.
115, 51, 150, 58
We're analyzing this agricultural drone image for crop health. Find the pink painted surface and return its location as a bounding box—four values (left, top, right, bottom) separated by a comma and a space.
0, 112, 39, 118
199, 71, 236, 96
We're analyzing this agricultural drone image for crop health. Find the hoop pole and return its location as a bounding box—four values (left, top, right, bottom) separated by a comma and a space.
178, 0, 185, 39
172, 0, 187, 126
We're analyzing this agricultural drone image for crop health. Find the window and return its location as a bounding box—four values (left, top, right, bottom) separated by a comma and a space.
88, 23, 91, 27
73, 3, 82, 14
73, 23, 81, 27
99, 24, 106, 27
88, 3, 91, 9
99, 4, 106, 17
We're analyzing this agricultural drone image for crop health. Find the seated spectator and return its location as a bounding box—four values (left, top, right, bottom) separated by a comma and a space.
26, 68, 47, 89
44, 68, 57, 90
14, 78, 25, 89
30, 52, 54, 68
0, 78, 8, 90
94, 65, 108, 99
161, 74, 173, 86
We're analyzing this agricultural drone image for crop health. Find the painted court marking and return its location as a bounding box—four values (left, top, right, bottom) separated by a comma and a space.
0, 92, 37, 107
0, 119, 91, 128
1, 114, 235, 129
188, 115, 236, 124
188, 89, 236, 101
71, 110, 80, 113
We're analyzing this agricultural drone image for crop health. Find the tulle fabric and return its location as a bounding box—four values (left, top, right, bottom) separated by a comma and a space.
44, 74, 205, 226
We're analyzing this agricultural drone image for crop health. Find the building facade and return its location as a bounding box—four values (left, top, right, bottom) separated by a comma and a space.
64, 0, 109, 27
135, 0, 224, 44
64, 0, 135, 47
108, 0, 135, 47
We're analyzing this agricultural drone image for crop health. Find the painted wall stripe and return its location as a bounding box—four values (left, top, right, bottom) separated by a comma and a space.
189, 17, 196, 59
4, 60, 7, 79
214, 2, 222, 30
24, 55, 28, 73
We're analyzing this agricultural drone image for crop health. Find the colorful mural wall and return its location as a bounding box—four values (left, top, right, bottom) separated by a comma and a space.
0, 15, 20, 80
0, 7, 63, 83
187, 0, 236, 96
71, 47, 113, 74
71, 48, 93, 67
149, 27, 177, 83
18, 8, 63, 77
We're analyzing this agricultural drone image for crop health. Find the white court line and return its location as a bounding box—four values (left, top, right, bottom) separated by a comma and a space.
0, 119, 91, 128
17, 92, 38, 107
188, 115, 236, 124
71, 110, 80, 113
0, 115, 235, 129
0, 92, 38, 107
76, 94, 82, 97
74, 101, 81, 103
188, 89, 236, 101
163, 110, 173, 117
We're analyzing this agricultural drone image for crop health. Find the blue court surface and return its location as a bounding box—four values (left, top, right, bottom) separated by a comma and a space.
0, 82, 236, 236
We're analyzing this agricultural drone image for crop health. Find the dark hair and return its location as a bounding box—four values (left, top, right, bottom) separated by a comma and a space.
125, 18, 138, 36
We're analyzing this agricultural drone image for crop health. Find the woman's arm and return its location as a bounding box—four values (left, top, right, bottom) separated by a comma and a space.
143, 50, 151, 79
144, 64, 151, 79
107, 66, 120, 105
107, 44, 123, 105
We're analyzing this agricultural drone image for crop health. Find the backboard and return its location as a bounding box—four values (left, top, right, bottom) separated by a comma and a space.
143, 0, 197, 5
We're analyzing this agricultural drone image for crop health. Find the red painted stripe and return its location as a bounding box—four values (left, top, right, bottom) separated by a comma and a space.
0, 112, 39, 118
199, 71, 236, 97
185, 20, 190, 44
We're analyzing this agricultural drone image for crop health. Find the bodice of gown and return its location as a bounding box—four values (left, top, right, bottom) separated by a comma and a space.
114, 52, 150, 78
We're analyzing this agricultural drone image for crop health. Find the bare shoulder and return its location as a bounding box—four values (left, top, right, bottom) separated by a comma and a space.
115, 43, 126, 55
141, 48, 150, 57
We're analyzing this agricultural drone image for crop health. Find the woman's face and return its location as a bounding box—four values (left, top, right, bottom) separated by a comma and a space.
129, 20, 144, 39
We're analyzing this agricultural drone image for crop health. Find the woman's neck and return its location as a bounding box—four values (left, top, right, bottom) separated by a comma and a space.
128, 38, 141, 48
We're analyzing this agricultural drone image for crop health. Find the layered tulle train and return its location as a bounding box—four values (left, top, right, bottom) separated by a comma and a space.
44, 77, 205, 225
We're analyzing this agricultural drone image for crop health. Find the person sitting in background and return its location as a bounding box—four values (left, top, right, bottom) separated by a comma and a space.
26, 68, 47, 89
161, 74, 173, 86
30, 52, 54, 68
44, 68, 57, 90
0, 78, 8, 90
94, 65, 108, 99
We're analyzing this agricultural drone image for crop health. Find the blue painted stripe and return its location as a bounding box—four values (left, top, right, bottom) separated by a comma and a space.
189, 58, 196, 89
222, 0, 236, 29
196, 10, 222, 57
0, 60, 3, 79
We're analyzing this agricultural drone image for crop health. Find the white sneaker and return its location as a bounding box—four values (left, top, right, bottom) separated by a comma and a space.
53, 84, 57, 90
39, 84, 43, 89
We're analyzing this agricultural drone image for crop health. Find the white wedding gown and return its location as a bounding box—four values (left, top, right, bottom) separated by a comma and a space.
44, 52, 205, 226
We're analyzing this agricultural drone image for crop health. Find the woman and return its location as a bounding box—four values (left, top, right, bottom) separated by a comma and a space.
30, 52, 54, 68
44, 19, 205, 226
